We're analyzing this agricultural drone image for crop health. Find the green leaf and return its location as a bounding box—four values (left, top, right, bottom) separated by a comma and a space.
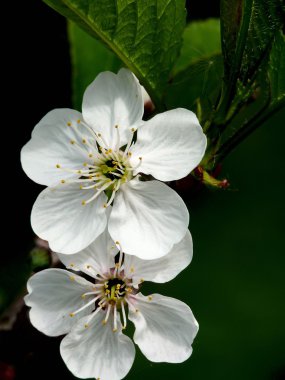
174, 18, 221, 74
68, 22, 122, 110
268, 30, 285, 105
165, 54, 223, 123
221, 0, 284, 86
43, 0, 187, 107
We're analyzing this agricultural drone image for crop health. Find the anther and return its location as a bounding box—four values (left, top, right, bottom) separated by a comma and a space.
67, 122, 72, 126
148, 296, 153, 301
82, 139, 86, 144
77, 119, 81, 123
70, 140, 75, 145
84, 324, 89, 328
69, 313, 75, 317
82, 201, 86, 206
56, 164, 61, 168
69, 276, 75, 281
61, 180, 65, 184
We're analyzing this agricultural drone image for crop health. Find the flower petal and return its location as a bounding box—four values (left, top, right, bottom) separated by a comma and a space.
129, 293, 199, 363
109, 180, 189, 259
25, 269, 94, 337
130, 108, 207, 181
123, 230, 192, 284
60, 311, 135, 380
21, 109, 95, 186
31, 184, 107, 255
57, 225, 118, 276
82, 68, 144, 149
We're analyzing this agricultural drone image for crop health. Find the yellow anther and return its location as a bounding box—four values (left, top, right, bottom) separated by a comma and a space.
115, 125, 119, 129
108, 149, 112, 153
82, 200, 86, 206
77, 119, 81, 124
139, 157, 142, 160
116, 284, 121, 289
82, 139, 87, 144
81, 294, 86, 299
130, 266, 135, 273
56, 164, 61, 168
61, 180, 65, 184
135, 309, 139, 313
115, 263, 120, 268
131, 128, 135, 132
83, 162, 88, 167
122, 326, 126, 330
84, 324, 89, 328
70, 140, 75, 145
79, 185, 83, 189
98, 133, 102, 137
113, 328, 118, 332
126, 287, 132, 293
102, 320, 107, 325
140, 278, 144, 283
95, 173, 101, 177
77, 170, 82, 174
148, 296, 153, 301
86, 265, 91, 269
105, 290, 110, 295
115, 241, 120, 245
128, 152, 132, 157
69, 313, 74, 317
69, 276, 75, 281
88, 175, 93, 179
70, 263, 74, 267
103, 204, 107, 208
104, 282, 108, 288
67, 122, 72, 126
88, 153, 93, 158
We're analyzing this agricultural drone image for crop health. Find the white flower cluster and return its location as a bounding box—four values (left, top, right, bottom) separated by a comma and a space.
21, 69, 207, 380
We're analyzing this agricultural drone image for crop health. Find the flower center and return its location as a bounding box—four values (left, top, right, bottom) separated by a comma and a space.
68, 244, 140, 332
56, 120, 142, 208
104, 278, 126, 302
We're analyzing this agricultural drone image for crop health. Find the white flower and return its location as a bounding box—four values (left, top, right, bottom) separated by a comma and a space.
25, 228, 198, 380
21, 68, 207, 258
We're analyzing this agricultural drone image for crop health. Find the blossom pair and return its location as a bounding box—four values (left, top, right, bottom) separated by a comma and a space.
22, 68, 207, 379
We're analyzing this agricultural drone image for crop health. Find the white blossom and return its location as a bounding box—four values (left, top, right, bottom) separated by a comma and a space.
21, 68, 206, 258
25, 228, 198, 380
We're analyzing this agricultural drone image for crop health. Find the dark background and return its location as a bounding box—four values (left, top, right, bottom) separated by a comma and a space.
1, 1, 285, 380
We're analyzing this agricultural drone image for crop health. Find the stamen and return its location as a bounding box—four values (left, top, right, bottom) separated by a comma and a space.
115, 125, 121, 151
103, 304, 111, 325
113, 304, 118, 332
128, 157, 142, 171
84, 304, 104, 328
69, 296, 99, 317
121, 301, 127, 329
84, 180, 114, 204
123, 130, 135, 158
96, 133, 108, 149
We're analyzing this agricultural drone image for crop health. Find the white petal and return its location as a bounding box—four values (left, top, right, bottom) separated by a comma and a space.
82, 68, 144, 149
57, 225, 118, 276
25, 269, 94, 337
123, 230, 192, 284
31, 184, 107, 255
109, 180, 189, 259
60, 311, 135, 380
130, 108, 207, 181
129, 293, 199, 363
21, 109, 95, 186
